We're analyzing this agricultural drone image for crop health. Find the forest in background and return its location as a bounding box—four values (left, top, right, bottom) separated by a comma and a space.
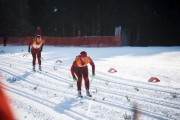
0, 0, 180, 46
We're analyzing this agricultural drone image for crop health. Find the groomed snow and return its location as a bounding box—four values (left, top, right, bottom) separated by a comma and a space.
0, 45, 180, 120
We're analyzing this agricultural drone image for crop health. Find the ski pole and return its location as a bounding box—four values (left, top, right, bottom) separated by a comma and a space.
91, 75, 94, 83
62, 80, 76, 100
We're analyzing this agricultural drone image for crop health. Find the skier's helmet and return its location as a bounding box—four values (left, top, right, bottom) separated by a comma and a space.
80, 51, 87, 58
36, 35, 41, 39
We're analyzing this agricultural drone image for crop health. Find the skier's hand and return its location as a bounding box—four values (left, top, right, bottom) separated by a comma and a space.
28, 49, 30, 53
73, 76, 77, 82
92, 72, 95, 77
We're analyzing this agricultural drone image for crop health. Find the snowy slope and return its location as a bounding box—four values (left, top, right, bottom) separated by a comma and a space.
0, 45, 180, 120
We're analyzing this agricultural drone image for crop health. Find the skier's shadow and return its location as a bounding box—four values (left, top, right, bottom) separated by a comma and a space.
54, 98, 79, 113
54, 98, 91, 119
7, 71, 32, 83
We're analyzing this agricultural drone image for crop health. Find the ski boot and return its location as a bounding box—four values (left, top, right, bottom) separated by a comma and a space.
33, 65, 36, 72
86, 90, 92, 97
78, 90, 83, 98
39, 65, 42, 71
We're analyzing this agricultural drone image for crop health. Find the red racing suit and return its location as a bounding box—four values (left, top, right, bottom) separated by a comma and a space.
28, 38, 44, 66
71, 55, 95, 91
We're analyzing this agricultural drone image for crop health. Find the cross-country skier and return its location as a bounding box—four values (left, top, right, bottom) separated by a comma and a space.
71, 51, 95, 97
28, 35, 44, 71
36, 26, 42, 36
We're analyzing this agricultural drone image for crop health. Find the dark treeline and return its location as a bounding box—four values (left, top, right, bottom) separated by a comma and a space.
0, 0, 180, 46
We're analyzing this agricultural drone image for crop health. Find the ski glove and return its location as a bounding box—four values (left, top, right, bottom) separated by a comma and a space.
28, 49, 30, 53
73, 76, 77, 82
92, 72, 95, 77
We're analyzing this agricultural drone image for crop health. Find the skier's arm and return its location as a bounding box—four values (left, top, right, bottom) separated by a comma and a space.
40, 42, 44, 51
89, 58, 95, 75
28, 40, 32, 52
28, 40, 32, 50
71, 61, 77, 78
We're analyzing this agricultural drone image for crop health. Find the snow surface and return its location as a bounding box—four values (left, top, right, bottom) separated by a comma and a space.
0, 45, 180, 120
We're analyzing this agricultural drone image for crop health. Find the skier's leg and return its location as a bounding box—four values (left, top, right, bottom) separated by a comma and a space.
83, 66, 89, 90
84, 77, 91, 97
37, 51, 42, 71
77, 77, 82, 97
31, 50, 36, 71
74, 68, 83, 97
83, 66, 91, 97
77, 77, 82, 91
84, 77, 89, 90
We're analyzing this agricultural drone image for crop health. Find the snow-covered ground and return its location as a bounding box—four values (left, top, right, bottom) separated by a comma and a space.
0, 45, 180, 120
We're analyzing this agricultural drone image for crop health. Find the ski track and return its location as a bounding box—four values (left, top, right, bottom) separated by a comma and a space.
0, 51, 180, 120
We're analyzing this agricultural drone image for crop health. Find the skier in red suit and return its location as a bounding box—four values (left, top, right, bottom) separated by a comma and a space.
28, 35, 44, 71
36, 27, 42, 36
71, 51, 95, 97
